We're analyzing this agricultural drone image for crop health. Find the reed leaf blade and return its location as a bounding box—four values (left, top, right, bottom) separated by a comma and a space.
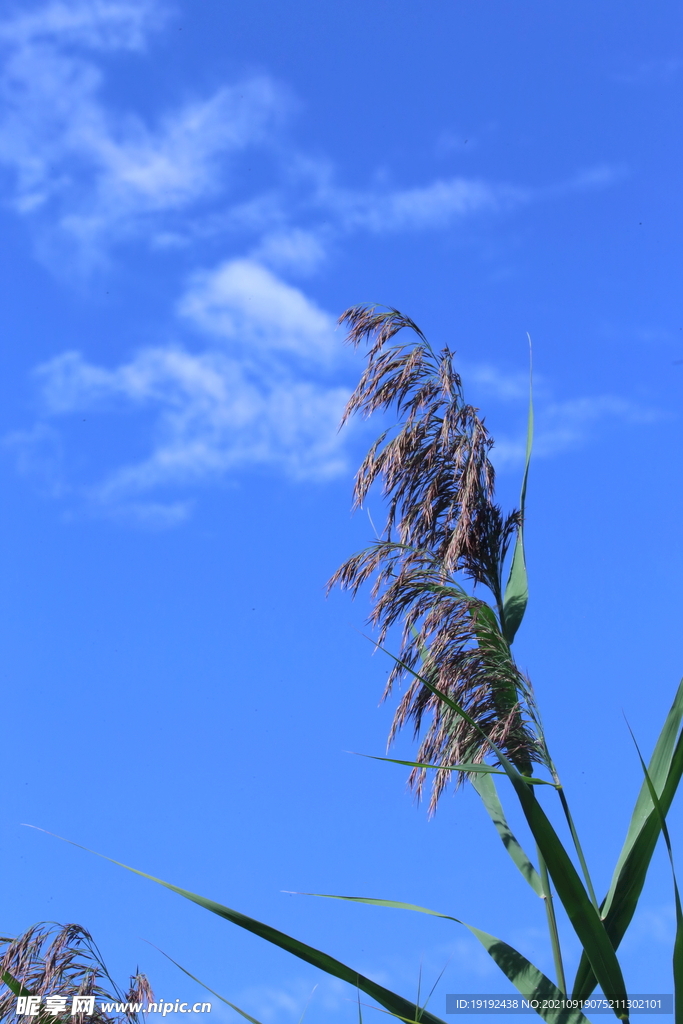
357, 752, 553, 785
26, 829, 448, 1024
471, 773, 544, 897
148, 944, 266, 1024
296, 893, 590, 1024
573, 678, 683, 999
502, 344, 533, 644
625, 725, 683, 1024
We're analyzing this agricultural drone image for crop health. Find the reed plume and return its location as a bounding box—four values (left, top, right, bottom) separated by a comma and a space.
328, 304, 547, 812
0, 923, 153, 1024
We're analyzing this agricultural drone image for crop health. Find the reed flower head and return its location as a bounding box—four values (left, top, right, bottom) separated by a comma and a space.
329, 304, 547, 812
0, 923, 153, 1024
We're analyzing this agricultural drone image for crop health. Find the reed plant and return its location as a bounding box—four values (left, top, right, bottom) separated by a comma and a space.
29, 306, 683, 1024
0, 922, 152, 1024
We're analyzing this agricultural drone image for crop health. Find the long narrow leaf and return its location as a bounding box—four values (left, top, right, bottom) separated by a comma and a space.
357, 753, 553, 785
367, 639, 630, 1018
1, 969, 54, 1024
502, 338, 533, 644
606, 678, 683, 915
555, 790, 599, 912
297, 893, 590, 1024
472, 773, 544, 897
24, 828, 448, 1024
626, 725, 683, 1024
498, 761, 628, 1016
146, 942, 266, 1024
573, 678, 683, 999
1, 969, 32, 998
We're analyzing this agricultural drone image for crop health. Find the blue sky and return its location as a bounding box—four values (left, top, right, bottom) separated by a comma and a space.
0, 1, 682, 1021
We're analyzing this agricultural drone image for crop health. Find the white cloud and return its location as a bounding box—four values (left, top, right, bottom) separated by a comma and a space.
9, 259, 356, 521
232, 978, 346, 1024
465, 363, 532, 402
0, 0, 622, 269
0, 0, 161, 51
251, 227, 328, 274
492, 393, 664, 467
35, 345, 350, 501
17, 281, 665, 520
0, 1, 283, 249
3, 422, 66, 497
612, 58, 683, 85
535, 395, 662, 456
545, 163, 627, 198
458, 357, 664, 467
328, 177, 526, 233
178, 259, 339, 364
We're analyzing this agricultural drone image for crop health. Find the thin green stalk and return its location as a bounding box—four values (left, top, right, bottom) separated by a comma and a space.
556, 787, 600, 913
537, 846, 566, 994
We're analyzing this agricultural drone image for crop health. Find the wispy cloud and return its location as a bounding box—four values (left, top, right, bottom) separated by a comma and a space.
26, 311, 662, 522
459, 359, 665, 467
178, 258, 339, 364
36, 344, 350, 501
250, 227, 328, 275
21, 261, 354, 521
490, 392, 664, 467
0, 0, 162, 51
229, 977, 346, 1024
0, 0, 620, 269
12, 273, 665, 522
323, 177, 527, 233
3, 422, 66, 497
227, 935, 495, 1024
0, 1, 284, 255
611, 58, 683, 86
465, 362, 532, 403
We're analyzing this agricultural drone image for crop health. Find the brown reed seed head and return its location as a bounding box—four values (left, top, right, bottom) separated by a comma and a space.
0, 923, 153, 1024
329, 304, 546, 813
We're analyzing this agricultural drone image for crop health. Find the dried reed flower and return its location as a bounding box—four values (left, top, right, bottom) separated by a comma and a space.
0, 923, 153, 1024
329, 305, 547, 812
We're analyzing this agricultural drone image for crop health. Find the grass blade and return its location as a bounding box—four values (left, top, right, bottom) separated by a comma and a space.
573, 678, 683, 999
147, 943, 266, 1024
625, 724, 683, 1024
358, 753, 554, 785
606, 678, 683, 915
496, 772, 627, 1014
471, 773, 544, 896
502, 336, 533, 644
1, 969, 32, 998
536, 849, 567, 993
555, 789, 599, 913
296, 892, 590, 1024
25, 827, 449, 1024
473, 777, 566, 1003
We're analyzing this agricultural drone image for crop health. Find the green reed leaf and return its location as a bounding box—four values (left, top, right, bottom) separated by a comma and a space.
296, 893, 590, 1024
146, 942, 266, 1024
626, 723, 683, 1024
1, 969, 31, 998
24, 828, 448, 1024
356, 752, 553, 785
471, 773, 544, 897
502, 338, 533, 644
573, 677, 683, 1000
